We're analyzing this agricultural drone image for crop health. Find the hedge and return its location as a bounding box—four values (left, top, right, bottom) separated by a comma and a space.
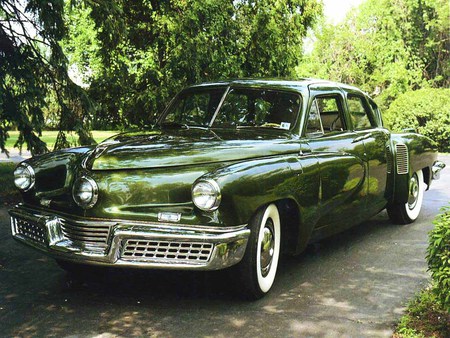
384, 88, 450, 152
427, 206, 450, 312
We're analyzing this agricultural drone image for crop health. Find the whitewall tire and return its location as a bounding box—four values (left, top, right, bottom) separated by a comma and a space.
235, 203, 281, 299
387, 170, 425, 224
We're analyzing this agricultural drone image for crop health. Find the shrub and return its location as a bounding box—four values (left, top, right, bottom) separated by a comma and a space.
426, 206, 450, 312
384, 88, 450, 152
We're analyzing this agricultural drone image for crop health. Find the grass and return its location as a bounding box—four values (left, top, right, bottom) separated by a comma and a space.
393, 286, 450, 338
0, 162, 20, 205
4, 130, 118, 152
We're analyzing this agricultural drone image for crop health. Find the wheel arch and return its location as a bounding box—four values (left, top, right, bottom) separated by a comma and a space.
275, 198, 301, 255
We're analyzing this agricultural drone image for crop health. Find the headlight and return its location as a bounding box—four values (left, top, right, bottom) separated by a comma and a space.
192, 179, 221, 211
14, 164, 35, 191
72, 176, 98, 209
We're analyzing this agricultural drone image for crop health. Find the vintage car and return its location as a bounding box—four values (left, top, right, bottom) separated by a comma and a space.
10, 79, 445, 299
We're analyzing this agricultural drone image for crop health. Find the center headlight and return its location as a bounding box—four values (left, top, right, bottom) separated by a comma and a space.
72, 176, 98, 209
14, 164, 35, 191
192, 179, 221, 211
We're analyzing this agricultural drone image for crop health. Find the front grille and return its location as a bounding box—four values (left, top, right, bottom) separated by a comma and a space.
12, 217, 46, 244
121, 239, 214, 264
396, 143, 409, 174
60, 219, 111, 250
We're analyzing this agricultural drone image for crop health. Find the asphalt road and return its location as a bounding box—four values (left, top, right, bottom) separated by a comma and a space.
1, 155, 449, 338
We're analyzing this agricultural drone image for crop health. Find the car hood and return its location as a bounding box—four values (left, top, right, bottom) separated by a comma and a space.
89, 128, 300, 170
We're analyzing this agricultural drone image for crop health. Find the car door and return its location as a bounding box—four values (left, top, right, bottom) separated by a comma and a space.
344, 90, 390, 214
302, 85, 368, 238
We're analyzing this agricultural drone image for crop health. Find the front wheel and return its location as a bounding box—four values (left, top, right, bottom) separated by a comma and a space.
387, 170, 425, 224
235, 204, 281, 299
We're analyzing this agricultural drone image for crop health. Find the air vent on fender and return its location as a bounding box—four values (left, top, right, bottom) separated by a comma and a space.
395, 143, 409, 174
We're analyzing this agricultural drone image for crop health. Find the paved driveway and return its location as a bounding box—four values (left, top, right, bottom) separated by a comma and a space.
0, 155, 448, 337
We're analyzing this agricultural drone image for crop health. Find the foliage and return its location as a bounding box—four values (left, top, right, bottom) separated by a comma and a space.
427, 206, 450, 311
384, 88, 450, 152
0, 162, 20, 204
394, 287, 450, 338
67, 0, 323, 129
297, 0, 449, 110
0, 0, 99, 155
1, 0, 322, 147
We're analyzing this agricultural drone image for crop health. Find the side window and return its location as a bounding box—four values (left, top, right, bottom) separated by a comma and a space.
347, 95, 375, 130
305, 100, 323, 135
368, 98, 382, 126
306, 96, 346, 135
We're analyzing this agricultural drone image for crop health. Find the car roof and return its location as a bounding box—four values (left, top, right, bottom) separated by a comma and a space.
189, 78, 365, 94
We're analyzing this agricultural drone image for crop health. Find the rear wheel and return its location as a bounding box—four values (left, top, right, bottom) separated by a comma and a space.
235, 204, 281, 299
387, 170, 425, 224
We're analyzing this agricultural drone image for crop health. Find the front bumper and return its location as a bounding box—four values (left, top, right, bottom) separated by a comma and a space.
9, 205, 250, 270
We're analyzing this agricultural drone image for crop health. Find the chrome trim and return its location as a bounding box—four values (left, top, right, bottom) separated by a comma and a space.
72, 176, 99, 209
9, 205, 250, 270
395, 143, 409, 174
208, 86, 231, 127
12, 203, 247, 234
432, 161, 446, 180
14, 164, 35, 192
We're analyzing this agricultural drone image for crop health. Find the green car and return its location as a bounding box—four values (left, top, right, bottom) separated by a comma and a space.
9, 79, 445, 299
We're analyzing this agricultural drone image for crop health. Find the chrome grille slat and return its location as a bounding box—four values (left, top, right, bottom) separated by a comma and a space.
60, 227, 109, 235
121, 239, 214, 264
61, 232, 108, 242
59, 222, 111, 230
396, 143, 409, 174
60, 220, 111, 250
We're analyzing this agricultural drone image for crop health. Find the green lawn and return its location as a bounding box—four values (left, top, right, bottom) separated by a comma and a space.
5, 130, 118, 151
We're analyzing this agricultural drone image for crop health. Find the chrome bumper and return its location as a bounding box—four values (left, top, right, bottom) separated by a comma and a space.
9, 205, 250, 270
432, 161, 446, 180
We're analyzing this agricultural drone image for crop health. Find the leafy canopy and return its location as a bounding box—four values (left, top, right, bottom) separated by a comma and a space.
297, 0, 449, 110
1, 0, 323, 153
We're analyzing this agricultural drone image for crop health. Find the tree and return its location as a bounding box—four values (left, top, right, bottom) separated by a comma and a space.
0, 0, 98, 155
297, 0, 449, 110
67, 0, 323, 129
1, 0, 323, 152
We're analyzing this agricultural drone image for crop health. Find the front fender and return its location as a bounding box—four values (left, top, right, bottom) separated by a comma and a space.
199, 155, 299, 226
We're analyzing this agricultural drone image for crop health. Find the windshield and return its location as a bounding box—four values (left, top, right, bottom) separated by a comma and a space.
160, 86, 301, 130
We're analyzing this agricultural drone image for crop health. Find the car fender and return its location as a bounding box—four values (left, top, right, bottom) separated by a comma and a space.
389, 133, 437, 204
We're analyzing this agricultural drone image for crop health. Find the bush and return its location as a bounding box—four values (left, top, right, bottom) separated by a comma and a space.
384, 88, 450, 152
427, 206, 450, 312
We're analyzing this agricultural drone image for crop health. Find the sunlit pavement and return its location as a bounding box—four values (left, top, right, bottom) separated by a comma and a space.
0, 149, 30, 163
0, 155, 448, 337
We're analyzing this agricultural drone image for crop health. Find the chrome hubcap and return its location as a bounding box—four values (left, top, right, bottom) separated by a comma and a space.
260, 219, 275, 277
408, 173, 419, 210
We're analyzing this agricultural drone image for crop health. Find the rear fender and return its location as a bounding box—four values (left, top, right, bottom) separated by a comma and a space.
390, 134, 437, 204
